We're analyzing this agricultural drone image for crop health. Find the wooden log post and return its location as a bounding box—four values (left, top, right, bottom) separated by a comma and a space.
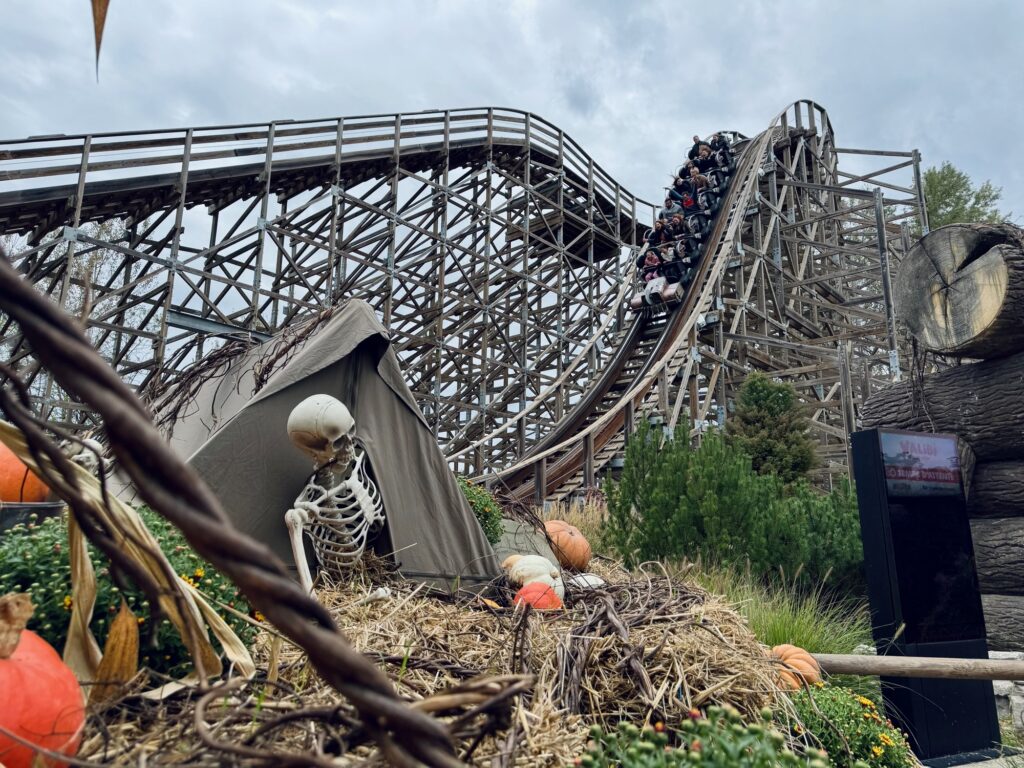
983, 594, 1024, 652
814, 653, 1024, 681
968, 461, 1024, 518
860, 351, 1024, 462
895, 223, 1024, 359
971, 517, 1024, 595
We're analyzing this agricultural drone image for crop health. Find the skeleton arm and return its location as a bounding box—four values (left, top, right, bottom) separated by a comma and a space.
284, 506, 315, 595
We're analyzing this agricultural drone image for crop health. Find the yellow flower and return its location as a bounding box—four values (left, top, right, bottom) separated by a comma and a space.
254, 611, 266, 622
856, 696, 876, 709
872, 746, 884, 757
193, 567, 205, 579
62, 595, 73, 611
880, 733, 895, 747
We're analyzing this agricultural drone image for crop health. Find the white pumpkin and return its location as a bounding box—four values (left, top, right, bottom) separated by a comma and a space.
502, 554, 565, 600
565, 573, 606, 590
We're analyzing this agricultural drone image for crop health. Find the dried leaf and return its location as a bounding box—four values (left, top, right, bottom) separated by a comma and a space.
63, 509, 102, 682
89, 0, 110, 76
89, 599, 138, 706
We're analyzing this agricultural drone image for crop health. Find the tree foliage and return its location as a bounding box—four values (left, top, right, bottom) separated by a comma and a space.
923, 161, 1006, 229
726, 372, 816, 484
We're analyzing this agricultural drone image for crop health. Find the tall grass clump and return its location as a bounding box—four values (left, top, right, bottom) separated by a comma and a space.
684, 561, 877, 699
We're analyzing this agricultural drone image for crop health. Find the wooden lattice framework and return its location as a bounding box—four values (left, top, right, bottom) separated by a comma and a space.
0, 109, 650, 457
0, 102, 925, 495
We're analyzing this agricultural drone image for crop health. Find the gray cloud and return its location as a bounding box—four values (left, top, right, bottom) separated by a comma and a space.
1, 0, 1021, 215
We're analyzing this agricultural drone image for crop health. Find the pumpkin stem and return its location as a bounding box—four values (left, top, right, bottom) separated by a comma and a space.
0, 592, 34, 659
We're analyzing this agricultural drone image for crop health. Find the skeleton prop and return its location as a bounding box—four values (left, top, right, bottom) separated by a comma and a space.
283, 394, 385, 594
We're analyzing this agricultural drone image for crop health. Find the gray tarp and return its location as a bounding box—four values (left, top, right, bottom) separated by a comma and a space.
153, 300, 499, 587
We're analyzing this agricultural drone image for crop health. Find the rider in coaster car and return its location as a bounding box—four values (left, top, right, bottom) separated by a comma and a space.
646, 219, 672, 251
687, 134, 712, 162
668, 175, 692, 204
667, 213, 688, 240
695, 145, 718, 173
642, 250, 663, 282
688, 166, 711, 199
709, 132, 732, 170
710, 132, 731, 153
659, 196, 683, 221
679, 187, 702, 217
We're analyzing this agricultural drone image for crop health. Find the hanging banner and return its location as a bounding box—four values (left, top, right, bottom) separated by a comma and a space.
878, 429, 962, 497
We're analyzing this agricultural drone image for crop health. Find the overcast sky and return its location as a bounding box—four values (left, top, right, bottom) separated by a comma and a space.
2, 0, 1021, 217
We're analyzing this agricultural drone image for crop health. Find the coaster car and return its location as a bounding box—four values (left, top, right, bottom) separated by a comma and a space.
629, 275, 685, 311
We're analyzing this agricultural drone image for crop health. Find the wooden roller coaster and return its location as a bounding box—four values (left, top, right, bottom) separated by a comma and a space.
0, 101, 926, 499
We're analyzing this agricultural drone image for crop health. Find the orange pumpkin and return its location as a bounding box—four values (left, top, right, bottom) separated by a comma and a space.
0, 442, 48, 503
771, 644, 821, 690
0, 594, 85, 768
544, 520, 592, 571
513, 582, 563, 610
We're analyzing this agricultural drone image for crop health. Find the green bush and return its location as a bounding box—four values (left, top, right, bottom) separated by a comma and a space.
0, 508, 255, 678
456, 476, 503, 545
578, 707, 839, 767
791, 685, 915, 768
604, 421, 863, 589
727, 372, 817, 484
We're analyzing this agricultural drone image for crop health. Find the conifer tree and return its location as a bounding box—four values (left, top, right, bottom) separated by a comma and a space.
726, 372, 816, 484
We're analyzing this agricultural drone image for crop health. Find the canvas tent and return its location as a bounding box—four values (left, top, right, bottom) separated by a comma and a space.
147, 300, 500, 588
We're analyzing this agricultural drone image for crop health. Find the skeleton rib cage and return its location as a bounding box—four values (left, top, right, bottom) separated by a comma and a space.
291, 445, 385, 574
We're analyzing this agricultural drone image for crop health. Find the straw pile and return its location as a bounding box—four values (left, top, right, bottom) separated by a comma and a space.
79, 556, 780, 766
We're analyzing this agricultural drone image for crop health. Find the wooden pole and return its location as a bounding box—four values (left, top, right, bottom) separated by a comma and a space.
814, 653, 1024, 681
874, 187, 901, 381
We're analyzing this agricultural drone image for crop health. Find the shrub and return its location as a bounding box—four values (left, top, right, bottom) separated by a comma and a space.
0, 507, 255, 678
579, 707, 837, 767
604, 421, 862, 589
791, 685, 915, 768
456, 476, 503, 545
727, 372, 817, 484
790, 479, 864, 591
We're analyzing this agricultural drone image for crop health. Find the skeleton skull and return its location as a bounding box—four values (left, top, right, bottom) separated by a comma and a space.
287, 394, 356, 465
283, 394, 385, 594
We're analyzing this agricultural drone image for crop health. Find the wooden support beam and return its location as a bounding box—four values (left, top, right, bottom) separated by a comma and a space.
533, 457, 546, 507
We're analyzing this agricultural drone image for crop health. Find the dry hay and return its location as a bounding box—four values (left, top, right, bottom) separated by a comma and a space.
79, 557, 780, 766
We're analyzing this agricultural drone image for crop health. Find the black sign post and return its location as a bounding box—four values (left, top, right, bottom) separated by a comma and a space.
851, 428, 1001, 766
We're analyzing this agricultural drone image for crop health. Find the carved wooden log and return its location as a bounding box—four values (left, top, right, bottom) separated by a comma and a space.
860, 352, 1024, 461
971, 517, 1024, 595
968, 461, 1024, 518
983, 594, 1024, 652
896, 223, 1024, 359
